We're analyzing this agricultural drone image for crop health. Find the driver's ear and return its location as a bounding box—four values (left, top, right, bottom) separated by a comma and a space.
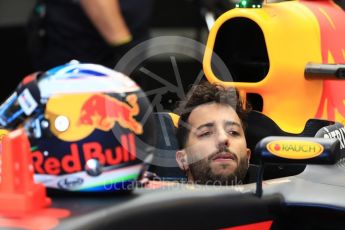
176, 149, 189, 171
246, 148, 251, 165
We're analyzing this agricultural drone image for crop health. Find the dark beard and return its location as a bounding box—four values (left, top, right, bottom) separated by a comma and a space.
189, 156, 248, 186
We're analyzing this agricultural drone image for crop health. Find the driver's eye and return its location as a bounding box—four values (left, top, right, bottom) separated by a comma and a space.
227, 130, 240, 136
199, 131, 212, 137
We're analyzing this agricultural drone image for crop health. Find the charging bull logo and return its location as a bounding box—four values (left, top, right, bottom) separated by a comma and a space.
300, 0, 345, 122
34, 93, 143, 175
44, 92, 143, 142
79, 94, 143, 134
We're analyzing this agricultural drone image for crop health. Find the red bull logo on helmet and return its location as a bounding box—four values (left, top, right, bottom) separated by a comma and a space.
79, 94, 143, 134
32, 133, 137, 175
33, 92, 146, 175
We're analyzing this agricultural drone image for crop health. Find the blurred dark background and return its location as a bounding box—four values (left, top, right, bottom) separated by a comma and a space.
1, 0, 343, 110
0, 0, 210, 111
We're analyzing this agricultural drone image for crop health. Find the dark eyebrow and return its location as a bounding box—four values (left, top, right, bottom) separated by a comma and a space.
196, 122, 215, 130
196, 121, 242, 130
224, 120, 242, 128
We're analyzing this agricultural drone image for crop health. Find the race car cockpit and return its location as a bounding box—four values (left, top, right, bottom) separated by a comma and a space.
149, 109, 337, 183
0, 0, 345, 229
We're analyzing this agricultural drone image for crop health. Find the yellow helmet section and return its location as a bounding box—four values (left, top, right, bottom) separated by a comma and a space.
45, 92, 143, 142
0, 129, 8, 141
203, 0, 345, 133
45, 93, 95, 142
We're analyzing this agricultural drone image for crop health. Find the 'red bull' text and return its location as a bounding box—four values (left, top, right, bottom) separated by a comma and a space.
32, 134, 137, 175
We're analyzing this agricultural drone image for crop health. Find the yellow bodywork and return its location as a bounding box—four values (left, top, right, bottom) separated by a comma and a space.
203, 0, 345, 133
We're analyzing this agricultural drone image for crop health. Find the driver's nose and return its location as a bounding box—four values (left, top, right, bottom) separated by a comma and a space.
217, 129, 229, 147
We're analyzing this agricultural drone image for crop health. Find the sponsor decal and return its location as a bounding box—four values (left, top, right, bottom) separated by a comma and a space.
18, 88, 38, 115
58, 177, 84, 189
301, 1, 345, 121
220, 220, 273, 230
79, 93, 143, 134
32, 133, 136, 175
323, 126, 345, 149
267, 140, 324, 159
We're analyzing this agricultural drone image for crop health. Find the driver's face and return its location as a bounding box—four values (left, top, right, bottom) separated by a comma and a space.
183, 103, 251, 185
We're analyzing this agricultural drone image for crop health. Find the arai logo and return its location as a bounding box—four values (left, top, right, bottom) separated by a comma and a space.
58, 177, 84, 190
267, 140, 324, 159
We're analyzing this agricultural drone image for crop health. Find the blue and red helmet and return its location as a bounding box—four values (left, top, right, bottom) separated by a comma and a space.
0, 61, 156, 192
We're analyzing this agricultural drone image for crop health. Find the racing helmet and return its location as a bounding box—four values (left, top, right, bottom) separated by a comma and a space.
0, 61, 156, 192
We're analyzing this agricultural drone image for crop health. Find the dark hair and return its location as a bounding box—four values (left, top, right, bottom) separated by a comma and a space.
175, 81, 251, 149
